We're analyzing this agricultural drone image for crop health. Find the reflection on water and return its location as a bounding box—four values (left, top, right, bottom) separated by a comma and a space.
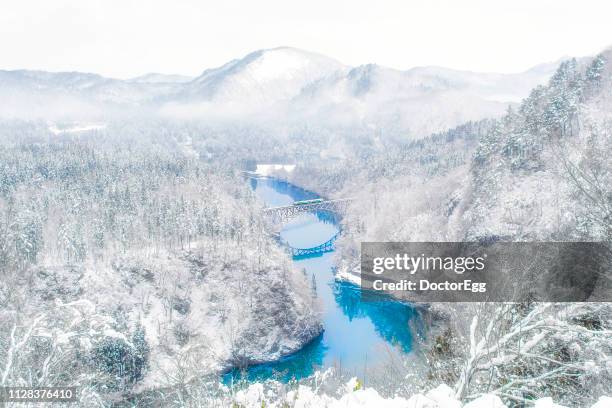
223, 178, 416, 384
332, 282, 413, 353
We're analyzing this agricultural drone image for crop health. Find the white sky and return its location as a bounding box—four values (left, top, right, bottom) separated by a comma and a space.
1, 0, 611, 78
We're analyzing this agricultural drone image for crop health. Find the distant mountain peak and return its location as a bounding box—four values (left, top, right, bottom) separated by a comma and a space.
183, 46, 347, 104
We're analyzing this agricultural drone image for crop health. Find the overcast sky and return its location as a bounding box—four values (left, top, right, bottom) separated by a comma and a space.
1, 0, 611, 78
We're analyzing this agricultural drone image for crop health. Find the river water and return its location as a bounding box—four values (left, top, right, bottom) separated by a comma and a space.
223, 177, 416, 384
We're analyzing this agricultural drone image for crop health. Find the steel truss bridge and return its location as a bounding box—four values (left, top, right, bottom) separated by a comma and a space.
264, 198, 351, 258
263, 198, 351, 223
290, 231, 341, 258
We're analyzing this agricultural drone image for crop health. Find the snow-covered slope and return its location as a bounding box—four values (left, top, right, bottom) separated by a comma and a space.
459, 52, 611, 243
178, 47, 347, 106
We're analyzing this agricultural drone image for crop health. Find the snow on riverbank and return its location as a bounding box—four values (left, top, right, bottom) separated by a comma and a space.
334, 259, 361, 285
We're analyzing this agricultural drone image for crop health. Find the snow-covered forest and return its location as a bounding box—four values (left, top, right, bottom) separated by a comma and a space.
0, 129, 321, 403
0, 37, 611, 407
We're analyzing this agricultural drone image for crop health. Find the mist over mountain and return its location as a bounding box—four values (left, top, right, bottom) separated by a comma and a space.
0, 47, 560, 138
129, 73, 194, 84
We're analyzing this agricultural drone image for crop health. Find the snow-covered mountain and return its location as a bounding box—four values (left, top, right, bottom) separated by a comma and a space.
179, 47, 347, 105
0, 69, 165, 102
0, 47, 560, 137
0, 69, 179, 119
290, 61, 560, 136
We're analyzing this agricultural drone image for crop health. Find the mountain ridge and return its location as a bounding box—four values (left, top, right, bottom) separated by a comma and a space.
0, 46, 565, 137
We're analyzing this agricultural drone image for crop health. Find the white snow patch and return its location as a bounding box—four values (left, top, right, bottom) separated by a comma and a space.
591, 396, 612, 408
424, 384, 461, 408
255, 163, 296, 176
533, 397, 568, 408
463, 394, 506, 408
335, 261, 361, 285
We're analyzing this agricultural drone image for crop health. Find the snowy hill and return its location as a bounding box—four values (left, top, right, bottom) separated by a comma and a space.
178, 47, 347, 106
406, 64, 556, 102
290, 61, 558, 137
0, 69, 146, 99
0, 69, 180, 118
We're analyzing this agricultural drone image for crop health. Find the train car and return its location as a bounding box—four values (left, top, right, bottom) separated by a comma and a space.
293, 198, 324, 206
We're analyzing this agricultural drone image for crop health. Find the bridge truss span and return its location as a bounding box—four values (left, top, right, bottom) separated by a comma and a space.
263, 198, 352, 223
291, 231, 340, 258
